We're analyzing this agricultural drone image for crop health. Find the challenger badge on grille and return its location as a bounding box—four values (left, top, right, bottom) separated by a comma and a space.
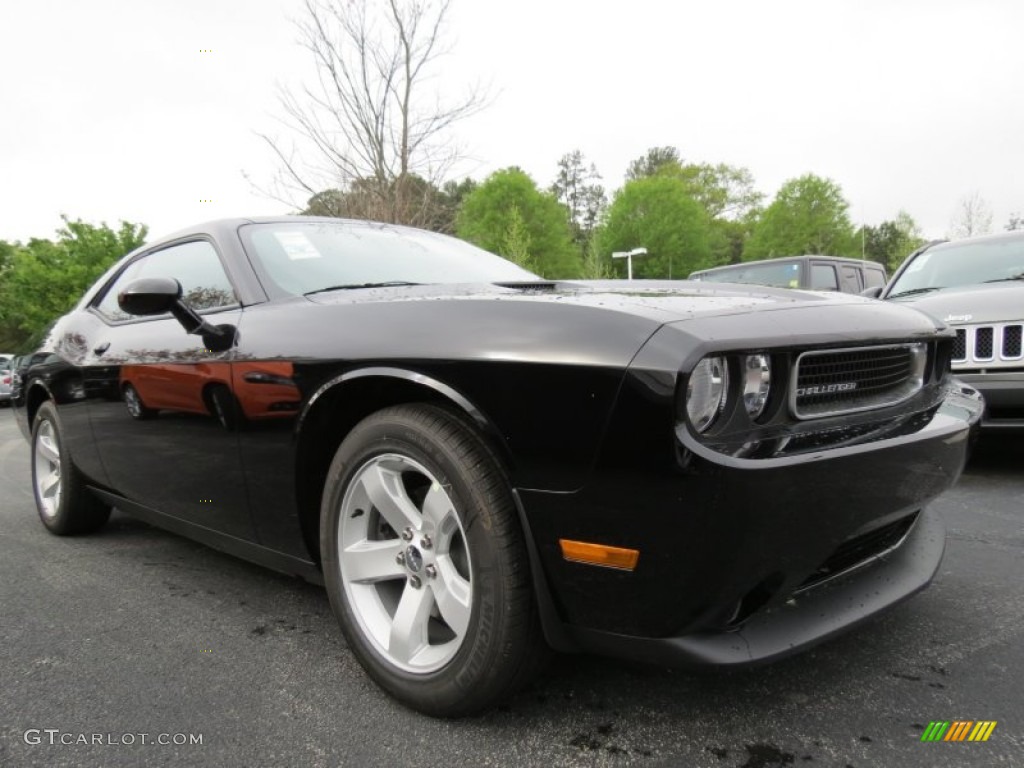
791, 344, 927, 419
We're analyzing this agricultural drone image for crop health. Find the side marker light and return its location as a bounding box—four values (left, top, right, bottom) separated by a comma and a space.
559, 539, 640, 571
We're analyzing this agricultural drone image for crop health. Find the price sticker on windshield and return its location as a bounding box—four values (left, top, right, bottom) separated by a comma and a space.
274, 231, 322, 260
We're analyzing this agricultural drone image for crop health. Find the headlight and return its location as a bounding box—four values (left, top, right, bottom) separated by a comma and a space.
686, 356, 729, 432
742, 354, 771, 419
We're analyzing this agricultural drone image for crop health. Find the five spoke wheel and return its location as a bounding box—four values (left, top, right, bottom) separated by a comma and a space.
339, 454, 472, 673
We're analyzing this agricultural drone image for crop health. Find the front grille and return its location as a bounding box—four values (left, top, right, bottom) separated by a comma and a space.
791, 344, 927, 418
952, 329, 967, 361
976, 328, 994, 359
1005, 325, 1023, 357
797, 512, 919, 592
950, 323, 1024, 367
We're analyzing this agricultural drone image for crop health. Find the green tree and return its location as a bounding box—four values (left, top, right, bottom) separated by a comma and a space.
856, 211, 924, 272
626, 146, 682, 181
579, 234, 613, 279
0, 217, 148, 347
673, 162, 763, 266
302, 176, 476, 235
598, 175, 712, 279
500, 205, 535, 272
674, 163, 763, 221
745, 174, 856, 259
550, 150, 606, 245
623, 150, 763, 266
456, 168, 581, 278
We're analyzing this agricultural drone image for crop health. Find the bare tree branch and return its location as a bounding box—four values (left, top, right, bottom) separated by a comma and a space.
257, 0, 487, 227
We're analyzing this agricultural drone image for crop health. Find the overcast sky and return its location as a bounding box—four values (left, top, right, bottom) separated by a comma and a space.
2, 0, 1021, 245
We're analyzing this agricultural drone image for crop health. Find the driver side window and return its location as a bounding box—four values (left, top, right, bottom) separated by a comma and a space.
95, 240, 238, 322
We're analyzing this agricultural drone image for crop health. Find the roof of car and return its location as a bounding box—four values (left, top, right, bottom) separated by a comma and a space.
692, 255, 885, 275
150, 216, 412, 244
927, 229, 1024, 251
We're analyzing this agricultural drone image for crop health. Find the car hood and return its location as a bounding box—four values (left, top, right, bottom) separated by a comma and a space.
307, 279, 880, 322
887, 282, 1023, 324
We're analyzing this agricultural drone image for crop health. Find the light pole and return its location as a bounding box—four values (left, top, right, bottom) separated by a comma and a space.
611, 247, 648, 280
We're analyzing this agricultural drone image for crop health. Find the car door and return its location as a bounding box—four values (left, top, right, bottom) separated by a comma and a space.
84, 239, 256, 541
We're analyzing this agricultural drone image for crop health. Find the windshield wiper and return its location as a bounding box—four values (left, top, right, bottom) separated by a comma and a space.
983, 273, 1024, 283
887, 286, 945, 299
304, 281, 422, 296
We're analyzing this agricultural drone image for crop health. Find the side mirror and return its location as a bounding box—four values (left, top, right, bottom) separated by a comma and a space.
118, 277, 182, 315
859, 286, 884, 299
118, 277, 237, 352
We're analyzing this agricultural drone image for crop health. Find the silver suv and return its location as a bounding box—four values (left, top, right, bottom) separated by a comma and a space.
873, 232, 1024, 429
0, 354, 15, 405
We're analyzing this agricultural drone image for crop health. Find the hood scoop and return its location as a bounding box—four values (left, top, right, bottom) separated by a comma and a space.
493, 281, 562, 293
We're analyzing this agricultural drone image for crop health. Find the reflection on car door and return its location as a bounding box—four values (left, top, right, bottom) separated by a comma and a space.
86, 315, 254, 538
83, 239, 256, 541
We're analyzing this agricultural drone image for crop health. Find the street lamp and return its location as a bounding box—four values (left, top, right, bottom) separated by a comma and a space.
611, 247, 648, 280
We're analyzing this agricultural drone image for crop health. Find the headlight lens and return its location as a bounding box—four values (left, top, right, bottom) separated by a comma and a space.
686, 356, 729, 432
742, 354, 771, 419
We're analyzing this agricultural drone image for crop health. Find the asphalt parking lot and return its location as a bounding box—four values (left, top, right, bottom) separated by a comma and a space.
0, 412, 1021, 768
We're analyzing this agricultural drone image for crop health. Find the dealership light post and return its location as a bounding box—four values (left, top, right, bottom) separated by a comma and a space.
611, 247, 648, 280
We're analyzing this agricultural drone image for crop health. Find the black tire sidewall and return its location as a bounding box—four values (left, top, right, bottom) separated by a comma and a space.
321, 406, 523, 715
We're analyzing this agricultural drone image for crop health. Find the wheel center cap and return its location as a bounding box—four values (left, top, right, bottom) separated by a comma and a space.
405, 546, 423, 573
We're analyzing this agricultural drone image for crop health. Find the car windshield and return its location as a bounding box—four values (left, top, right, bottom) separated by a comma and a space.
240, 221, 538, 296
888, 237, 1024, 296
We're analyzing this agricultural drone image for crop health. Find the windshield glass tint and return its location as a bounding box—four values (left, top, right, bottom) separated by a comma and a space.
890, 238, 1024, 294
240, 221, 537, 295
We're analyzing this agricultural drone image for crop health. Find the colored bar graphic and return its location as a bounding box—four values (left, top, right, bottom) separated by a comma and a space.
921, 721, 949, 741
944, 721, 972, 741
921, 720, 996, 742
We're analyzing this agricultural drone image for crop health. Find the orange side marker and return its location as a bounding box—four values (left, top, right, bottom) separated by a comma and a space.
559, 539, 640, 571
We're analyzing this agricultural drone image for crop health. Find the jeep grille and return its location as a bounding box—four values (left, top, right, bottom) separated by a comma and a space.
951, 323, 1023, 366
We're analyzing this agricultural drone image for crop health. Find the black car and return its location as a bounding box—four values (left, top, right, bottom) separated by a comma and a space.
12, 217, 981, 716
867, 231, 1024, 429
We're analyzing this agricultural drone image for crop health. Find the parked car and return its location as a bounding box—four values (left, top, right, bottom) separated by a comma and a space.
0, 353, 16, 405
0, 366, 12, 409
689, 255, 886, 293
12, 217, 981, 716
866, 231, 1024, 429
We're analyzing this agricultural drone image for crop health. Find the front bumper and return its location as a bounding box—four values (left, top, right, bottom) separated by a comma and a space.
569, 504, 944, 665
955, 371, 1024, 429
520, 386, 981, 665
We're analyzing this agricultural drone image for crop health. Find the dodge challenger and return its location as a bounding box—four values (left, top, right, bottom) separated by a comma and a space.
11, 217, 982, 716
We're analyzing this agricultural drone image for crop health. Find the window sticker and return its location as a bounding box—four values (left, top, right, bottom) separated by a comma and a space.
274, 231, 322, 260
789, 279, 799, 287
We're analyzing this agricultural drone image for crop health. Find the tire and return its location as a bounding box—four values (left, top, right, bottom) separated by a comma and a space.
122, 383, 156, 420
31, 401, 111, 535
321, 403, 545, 716
204, 383, 240, 430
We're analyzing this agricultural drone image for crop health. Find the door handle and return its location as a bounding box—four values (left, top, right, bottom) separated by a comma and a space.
93, 342, 110, 355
